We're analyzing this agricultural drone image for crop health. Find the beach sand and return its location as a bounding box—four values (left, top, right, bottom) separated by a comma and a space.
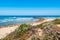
0, 25, 19, 39
29, 18, 55, 26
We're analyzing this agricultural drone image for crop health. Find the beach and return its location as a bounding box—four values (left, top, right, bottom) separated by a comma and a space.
0, 18, 55, 39
0, 25, 19, 39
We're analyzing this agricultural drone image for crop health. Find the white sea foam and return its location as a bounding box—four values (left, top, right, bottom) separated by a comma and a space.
0, 20, 7, 23
15, 18, 33, 21
0, 17, 36, 23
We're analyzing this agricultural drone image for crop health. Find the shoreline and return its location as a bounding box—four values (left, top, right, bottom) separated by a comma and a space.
0, 24, 20, 28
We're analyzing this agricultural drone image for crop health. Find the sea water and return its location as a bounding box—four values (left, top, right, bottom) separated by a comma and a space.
0, 16, 37, 26
0, 16, 59, 26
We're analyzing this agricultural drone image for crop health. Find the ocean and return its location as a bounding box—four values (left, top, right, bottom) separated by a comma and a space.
0, 16, 59, 26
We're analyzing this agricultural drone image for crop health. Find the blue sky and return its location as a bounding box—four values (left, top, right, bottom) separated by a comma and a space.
0, 0, 60, 15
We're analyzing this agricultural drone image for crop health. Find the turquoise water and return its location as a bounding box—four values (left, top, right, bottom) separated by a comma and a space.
0, 16, 59, 26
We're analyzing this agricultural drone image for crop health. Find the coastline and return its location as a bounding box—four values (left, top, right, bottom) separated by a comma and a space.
0, 18, 55, 39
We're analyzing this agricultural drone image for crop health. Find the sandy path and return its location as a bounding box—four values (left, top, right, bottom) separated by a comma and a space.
0, 25, 19, 39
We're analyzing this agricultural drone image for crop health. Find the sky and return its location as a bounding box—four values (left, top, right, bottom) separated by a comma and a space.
0, 0, 60, 15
